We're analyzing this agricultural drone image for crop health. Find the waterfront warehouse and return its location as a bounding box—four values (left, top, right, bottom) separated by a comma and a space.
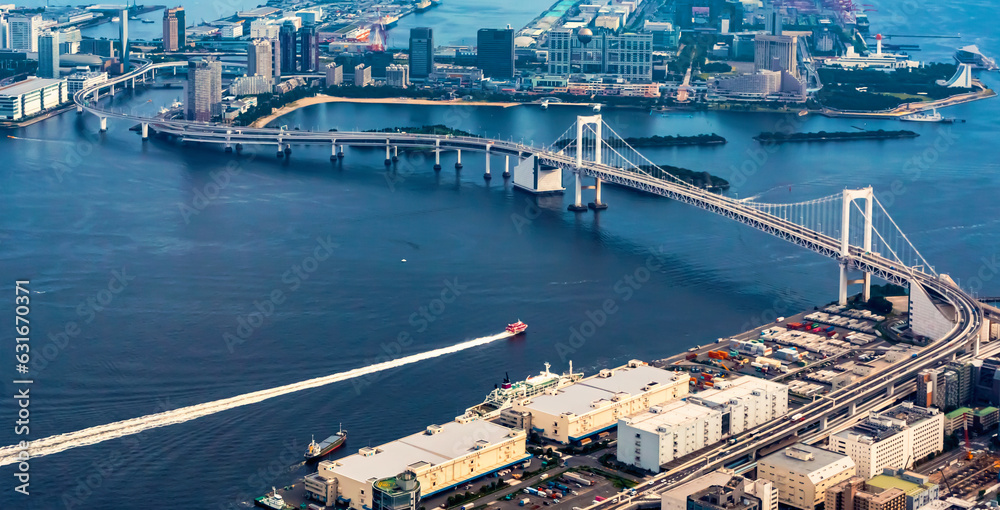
304, 420, 528, 509
499, 360, 689, 444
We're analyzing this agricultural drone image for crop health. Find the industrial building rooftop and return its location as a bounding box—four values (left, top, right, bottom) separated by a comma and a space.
759, 443, 856, 483
326, 420, 522, 483
521, 364, 683, 417
623, 400, 721, 432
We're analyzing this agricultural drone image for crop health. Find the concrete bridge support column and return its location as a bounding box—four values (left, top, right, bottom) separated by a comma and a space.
887, 383, 894, 397
384, 140, 391, 166
331, 142, 338, 161
483, 147, 492, 180
277, 142, 284, 158
503, 155, 511, 179
141, 122, 148, 141
820, 417, 828, 431
848, 402, 857, 416
455, 150, 463, 170
839, 262, 849, 306
392, 145, 399, 162
433, 140, 441, 170
589, 178, 608, 210
76, 104, 83, 113
224, 138, 232, 153
99, 117, 107, 132
568, 172, 588, 212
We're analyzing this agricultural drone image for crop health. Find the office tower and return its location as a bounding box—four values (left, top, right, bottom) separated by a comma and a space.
299, 24, 319, 72
247, 38, 273, 78
915, 369, 936, 408
38, 32, 59, 78
764, 4, 781, 35
119, 9, 129, 67
186, 58, 222, 122
270, 37, 281, 78
408, 27, 433, 79
754, 34, 797, 77
0, 14, 9, 50
279, 21, 297, 73
163, 8, 184, 51
477, 27, 514, 79
9, 14, 41, 52
546, 29, 653, 81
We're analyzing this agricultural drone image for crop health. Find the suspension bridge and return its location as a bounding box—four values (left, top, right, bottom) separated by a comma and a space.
76, 62, 994, 344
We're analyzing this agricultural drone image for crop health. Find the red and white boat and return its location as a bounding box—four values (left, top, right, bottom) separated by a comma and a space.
506, 321, 527, 335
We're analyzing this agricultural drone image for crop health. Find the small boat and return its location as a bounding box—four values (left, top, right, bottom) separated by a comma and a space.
540, 100, 549, 110
592, 103, 602, 112
254, 487, 286, 510
506, 321, 527, 335
141, 18, 155, 24
900, 108, 943, 122
305, 425, 347, 460
111, 16, 120, 22
797, 110, 808, 117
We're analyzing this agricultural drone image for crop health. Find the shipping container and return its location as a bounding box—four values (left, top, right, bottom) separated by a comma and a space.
520, 499, 530, 507
685, 353, 698, 360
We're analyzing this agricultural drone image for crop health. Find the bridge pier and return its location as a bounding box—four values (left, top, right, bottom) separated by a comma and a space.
503, 155, 510, 178
887, 383, 894, 397
99, 117, 107, 132
589, 178, 608, 210
433, 140, 441, 170
392, 145, 399, 162
276, 142, 284, 158
76, 104, 83, 114
455, 150, 463, 170
236, 143, 243, 154
331, 142, 338, 161
384, 141, 391, 166
568, 172, 588, 212
224, 139, 232, 153
848, 402, 857, 416
839, 263, 849, 306
820, 417, 828, 431
141, 122, 148, 141
484, 147, 492, 180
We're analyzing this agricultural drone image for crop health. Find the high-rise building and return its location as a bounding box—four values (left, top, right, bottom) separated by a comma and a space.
0, 14, 10, 50
754, 34, 797, 77
826, 477, 906, 510
915, 369, 937, 408
163, 8, 184, 51
247, 38, 273, 78
408, 27, 433, 79
764, 4, 781, 35
547, 29, 653, 81
325, 63, 343, 87
617, 401, 723, 472
119, 9, 129, 68
279, 22, 297, 73
827, 403, 944, 479
385, 64, 408, 88
758, 444, 856, 510
186, 58, 222, 122
477, 27, 514, 79
9, 14, 41, 52
38, 32, 60, 79
947, 360, 975, 405
299, 24, 319, 72
353, 63, 371, 87
270, 37, 281, 78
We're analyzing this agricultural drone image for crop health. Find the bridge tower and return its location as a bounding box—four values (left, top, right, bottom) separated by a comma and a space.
839, 187, 874, 305
569, 114, 607, 212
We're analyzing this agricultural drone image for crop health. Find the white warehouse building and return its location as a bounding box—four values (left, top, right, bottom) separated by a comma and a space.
828, 402, 944, 479
499, 361, 689, 444
617, 400, 723, 472
687, 376, 789, 435
305, 420, 528, 509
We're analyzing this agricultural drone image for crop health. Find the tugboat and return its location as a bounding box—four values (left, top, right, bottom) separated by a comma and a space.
506, 321, 527, 335
305, 425, 347, 460
254, 487, 286, 510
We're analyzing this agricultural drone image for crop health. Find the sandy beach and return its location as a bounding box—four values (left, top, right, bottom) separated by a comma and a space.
250, 94, 523, 127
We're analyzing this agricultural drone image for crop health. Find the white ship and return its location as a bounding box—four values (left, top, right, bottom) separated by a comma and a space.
955, 45, 998, 70
457, 362, 582, 421
900, 108, 943, 122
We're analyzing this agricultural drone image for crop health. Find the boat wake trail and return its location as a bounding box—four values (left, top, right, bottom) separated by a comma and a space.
0, 331, 512, 467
